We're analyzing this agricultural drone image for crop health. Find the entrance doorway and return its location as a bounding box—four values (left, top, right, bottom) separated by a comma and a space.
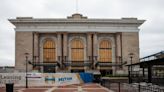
43, 66, 56, 73
71, 69, 84, 73
100, 70, 113, 76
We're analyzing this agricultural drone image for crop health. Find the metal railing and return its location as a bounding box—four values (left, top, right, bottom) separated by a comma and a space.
30, 61, 60, 67
96, 61, 127, 67
63, 61, 92, 67
101, 79, 164, 92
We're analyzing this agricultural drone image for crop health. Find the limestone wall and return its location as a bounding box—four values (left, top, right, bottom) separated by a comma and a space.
121, 32, 139, 73
15, 32, 33, 72
15, 32, 140, 74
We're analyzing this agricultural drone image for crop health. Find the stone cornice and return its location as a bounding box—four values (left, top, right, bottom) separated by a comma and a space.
9, 14, 145, 32
9, 17, 145, 27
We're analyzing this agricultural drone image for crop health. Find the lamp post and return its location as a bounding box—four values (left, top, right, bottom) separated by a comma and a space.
129, 53, 134, 83
25, 53, 29, 88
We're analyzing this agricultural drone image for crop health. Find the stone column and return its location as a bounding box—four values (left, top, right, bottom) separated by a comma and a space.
87, 33, 92, 59
116, 33, 121, 59
86, 33, 92, 70
57, 33, 62, 66
116, 33, 121, 72
115, 33, 123, 74
63, 33, 69, 71
63, 33, 68, 58
33, 32, 39, 58
93, 33, 98, 68
93, 33, 98, 57
33, 32, 39, 71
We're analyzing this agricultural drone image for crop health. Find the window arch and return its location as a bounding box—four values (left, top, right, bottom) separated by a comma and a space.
43, 39, 56, 62
71, 39, 84, 61
99, 40, 112, 62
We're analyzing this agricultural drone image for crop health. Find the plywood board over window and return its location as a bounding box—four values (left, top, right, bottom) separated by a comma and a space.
71, 39, 84, 61
99, 40, 112, 62
43, 39, 56, 62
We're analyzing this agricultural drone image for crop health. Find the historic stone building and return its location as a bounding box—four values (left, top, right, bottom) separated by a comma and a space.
9, 14, 145, 75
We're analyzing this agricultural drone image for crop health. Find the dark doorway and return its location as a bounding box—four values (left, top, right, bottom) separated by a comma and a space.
71, 69, 84, 73
100, 70, 113, 76
44, 66, 56, 73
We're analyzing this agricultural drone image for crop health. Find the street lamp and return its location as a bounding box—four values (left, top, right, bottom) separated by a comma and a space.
24, 53, 29, 88
129, 53, 134, 83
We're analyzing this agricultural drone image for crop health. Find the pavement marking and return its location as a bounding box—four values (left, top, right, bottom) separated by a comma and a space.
45, 86, 57, 92
14, 83, 114, 92
73, 86, 87, 92
101, 86, 114, 92
29, 88, 49, 89
55, 88, 109, 90
77, 86, 84, 92
17, 88, 25, 92
94, 83, 114, 92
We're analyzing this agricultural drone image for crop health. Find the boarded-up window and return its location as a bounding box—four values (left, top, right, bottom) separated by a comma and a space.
99, 40, 112, 62
71, 39, 84, 61
43, 39, 56, 62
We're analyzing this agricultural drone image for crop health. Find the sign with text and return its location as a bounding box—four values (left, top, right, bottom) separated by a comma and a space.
0, 73, 82, 87
0, 73, 25, 86
43, 73, 81, 86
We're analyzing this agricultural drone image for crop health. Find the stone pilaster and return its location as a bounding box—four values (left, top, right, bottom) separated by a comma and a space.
33, 32, 39, 70
63, 33, 69, 70
87, 33, 92, 58
63, 33, 68, 57
116, 33, 122, 67
33, 32, 39, 57
93, 33, 98, 68
57, 33, 62, 63
63, 33, 68, 61
93, 33, 98, 57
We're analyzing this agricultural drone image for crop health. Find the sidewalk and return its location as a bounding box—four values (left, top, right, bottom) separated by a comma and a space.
0, 83, 114, 92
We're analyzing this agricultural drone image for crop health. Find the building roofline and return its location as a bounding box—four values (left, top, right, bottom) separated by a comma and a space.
9, 17, 145, 24
8, 13, 145, 27
8, 14, 146, 32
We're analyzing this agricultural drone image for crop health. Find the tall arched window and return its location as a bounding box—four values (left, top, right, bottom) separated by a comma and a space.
71, 39, 84, 61
43, 39, 56, 62
99, 40, 112, 62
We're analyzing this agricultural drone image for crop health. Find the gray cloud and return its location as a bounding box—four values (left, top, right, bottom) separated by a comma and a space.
0, 0, 164, 66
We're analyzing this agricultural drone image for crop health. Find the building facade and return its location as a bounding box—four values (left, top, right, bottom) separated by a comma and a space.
9, 14, 145, 75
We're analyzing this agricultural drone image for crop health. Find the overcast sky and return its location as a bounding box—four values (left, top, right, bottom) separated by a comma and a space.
0, 0, 164, 66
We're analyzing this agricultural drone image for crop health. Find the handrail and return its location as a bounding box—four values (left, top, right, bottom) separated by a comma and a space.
29, 61, 60, 67
63, 61, 92, 66
96, 61, 127, 66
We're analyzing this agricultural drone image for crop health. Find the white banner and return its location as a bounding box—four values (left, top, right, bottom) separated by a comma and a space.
0, 73, 25, 86
44, 73, 81, 86
0, 73, 81, 87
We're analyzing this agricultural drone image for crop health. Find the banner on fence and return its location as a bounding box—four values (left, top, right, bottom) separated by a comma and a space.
0, 73, 25, 86
0, 73, 83, 87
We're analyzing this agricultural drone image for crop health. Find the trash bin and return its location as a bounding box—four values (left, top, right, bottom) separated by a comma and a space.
6, 83, 14, 92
